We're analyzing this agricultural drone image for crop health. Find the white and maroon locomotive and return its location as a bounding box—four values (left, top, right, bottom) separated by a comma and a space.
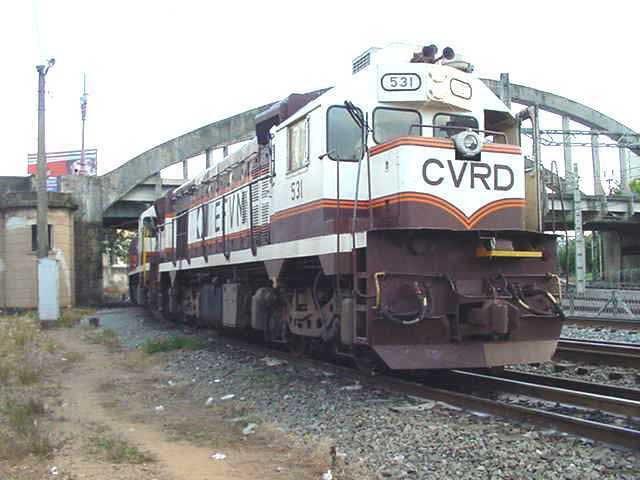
129, 43, 563, 370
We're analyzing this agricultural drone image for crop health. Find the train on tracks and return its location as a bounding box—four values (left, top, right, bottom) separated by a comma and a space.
129, 43, 564, 371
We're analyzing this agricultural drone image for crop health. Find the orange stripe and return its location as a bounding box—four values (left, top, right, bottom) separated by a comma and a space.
370, 136, 454, 156
271, 199, 369, 221
272, 193, 524, 229
482, 143, 521, 155
370, 136, 521, 157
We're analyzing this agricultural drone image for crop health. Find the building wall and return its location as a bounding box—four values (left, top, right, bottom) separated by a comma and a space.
0, 207, 75, 309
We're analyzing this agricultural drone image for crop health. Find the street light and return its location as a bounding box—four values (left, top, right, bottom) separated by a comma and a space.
35, 58, 58, 323
36, 57, 55, 258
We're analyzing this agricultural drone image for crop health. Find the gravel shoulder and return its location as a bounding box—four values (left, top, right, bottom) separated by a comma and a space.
562, 324, 640, 344
93, 307, 640, 480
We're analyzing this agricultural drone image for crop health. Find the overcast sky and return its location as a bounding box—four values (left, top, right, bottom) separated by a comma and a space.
1, 0, 639, 190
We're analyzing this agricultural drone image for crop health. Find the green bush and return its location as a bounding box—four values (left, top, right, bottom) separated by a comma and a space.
141, 336, 207, 355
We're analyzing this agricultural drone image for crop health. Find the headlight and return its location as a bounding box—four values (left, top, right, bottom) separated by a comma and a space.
463, 134, 478, 150
452, 130, 482, 158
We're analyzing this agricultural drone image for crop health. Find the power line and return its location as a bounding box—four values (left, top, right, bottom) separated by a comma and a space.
521, 128, 640, 148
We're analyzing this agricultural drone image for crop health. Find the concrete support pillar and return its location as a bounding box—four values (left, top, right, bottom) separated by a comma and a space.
154, 173, 162, 198
619, 145, 630, 193
591, 130, 605, 195
205, 148, 212, 169
562, 116, 572, 178
182, 159, 188, 180
572, 163, 586, 294
498, 73, 512, 109
601, 231, 621, 285
74, 221, 104, 305
620, 231, 640, 283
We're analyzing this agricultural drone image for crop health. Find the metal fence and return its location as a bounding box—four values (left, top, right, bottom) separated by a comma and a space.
562, 287, 640, 320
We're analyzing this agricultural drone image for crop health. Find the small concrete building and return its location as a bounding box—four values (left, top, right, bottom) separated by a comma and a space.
0, 188, 76, 309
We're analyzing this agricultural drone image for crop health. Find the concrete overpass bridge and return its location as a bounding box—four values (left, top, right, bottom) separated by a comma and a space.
57, 77, 640, 305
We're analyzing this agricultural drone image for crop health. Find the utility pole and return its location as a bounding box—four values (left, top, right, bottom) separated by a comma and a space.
36, 58, 58, 323
80, 73, 88, 174
529, 105, 543, 231
36, 58, 55, 258
572, 163, 586, 295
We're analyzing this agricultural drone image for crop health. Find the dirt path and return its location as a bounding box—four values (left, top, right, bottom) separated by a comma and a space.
47, 328, 329, 480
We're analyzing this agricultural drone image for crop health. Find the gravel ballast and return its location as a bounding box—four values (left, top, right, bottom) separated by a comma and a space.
97, 307, 640, 480
562, 324, 640, 345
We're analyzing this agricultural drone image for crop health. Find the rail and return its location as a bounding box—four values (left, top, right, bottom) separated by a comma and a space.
555, 338, 640, 368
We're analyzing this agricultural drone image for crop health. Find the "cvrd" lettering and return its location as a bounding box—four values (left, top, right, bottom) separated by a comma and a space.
422, 159, 514, 191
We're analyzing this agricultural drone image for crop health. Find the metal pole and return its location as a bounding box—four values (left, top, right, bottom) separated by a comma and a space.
530, 105, 543, 231
36, 64, 50, 258
562, 116, 572, 179
80, 73, 87, 175
573, 163, 586, 294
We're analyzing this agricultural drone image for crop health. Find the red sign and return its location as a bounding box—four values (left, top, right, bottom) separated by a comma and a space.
27, 149, 98, 177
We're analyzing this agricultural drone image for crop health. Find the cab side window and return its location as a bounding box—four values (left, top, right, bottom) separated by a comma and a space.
373, 107, 422, 144
326, 106, 364, 162
288, 116, 308, 172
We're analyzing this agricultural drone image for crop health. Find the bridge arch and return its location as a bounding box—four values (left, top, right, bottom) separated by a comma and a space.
100, 102, 274, 211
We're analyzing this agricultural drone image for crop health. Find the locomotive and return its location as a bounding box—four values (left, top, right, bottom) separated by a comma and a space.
129, 43, 563, 370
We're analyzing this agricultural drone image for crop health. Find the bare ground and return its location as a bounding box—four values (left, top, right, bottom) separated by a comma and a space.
0, 326, 340, 480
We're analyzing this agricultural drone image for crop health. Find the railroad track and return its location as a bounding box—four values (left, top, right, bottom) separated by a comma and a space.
138, 313, 640, 450
363, 369, 640, 451
555, 338, 640, 368
243, 341, 640, 450
564, 316, 640, 331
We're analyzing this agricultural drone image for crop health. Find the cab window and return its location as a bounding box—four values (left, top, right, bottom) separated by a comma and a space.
326, 106, 364, 162
433, 113, 478, 138
373, 107, 422, 144
288, 116, 308, 172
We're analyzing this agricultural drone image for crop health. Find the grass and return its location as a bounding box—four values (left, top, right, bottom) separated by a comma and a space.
15, 364, 41, 386
121, 350, 158, 370
88, 432, 154, 464
0, 313, 42, 386
3, 397, 46, 434
54, 307, 97, 328
141, 336, 207, 355
0, 314, 55, 461
84, 328, 120, 350
63, 351, 85, 363
0, 397, 52, 460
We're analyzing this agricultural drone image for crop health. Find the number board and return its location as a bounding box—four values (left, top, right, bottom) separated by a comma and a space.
377, 64, 427, 102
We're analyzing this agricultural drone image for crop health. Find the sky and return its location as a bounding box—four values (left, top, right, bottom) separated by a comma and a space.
1, 0, 639, 191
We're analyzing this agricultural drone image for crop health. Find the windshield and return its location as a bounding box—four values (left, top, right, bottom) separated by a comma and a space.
433, 113, 478, 138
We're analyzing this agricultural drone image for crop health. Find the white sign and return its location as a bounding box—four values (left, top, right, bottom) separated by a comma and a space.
377, 64, 427, 102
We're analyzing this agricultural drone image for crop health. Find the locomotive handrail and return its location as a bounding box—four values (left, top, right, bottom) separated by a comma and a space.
409, 123, 508, 143
248, 182, 256, 256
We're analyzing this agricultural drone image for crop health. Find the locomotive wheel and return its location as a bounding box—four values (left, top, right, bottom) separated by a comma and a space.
287, 331, 308, 357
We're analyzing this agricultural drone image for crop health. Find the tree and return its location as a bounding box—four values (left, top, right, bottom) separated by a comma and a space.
630, 178, 640, 195
102, 229, 134, 265
557, 234, 599, 281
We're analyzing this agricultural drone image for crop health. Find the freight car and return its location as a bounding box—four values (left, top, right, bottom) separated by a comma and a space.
129, 43, 564, 371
